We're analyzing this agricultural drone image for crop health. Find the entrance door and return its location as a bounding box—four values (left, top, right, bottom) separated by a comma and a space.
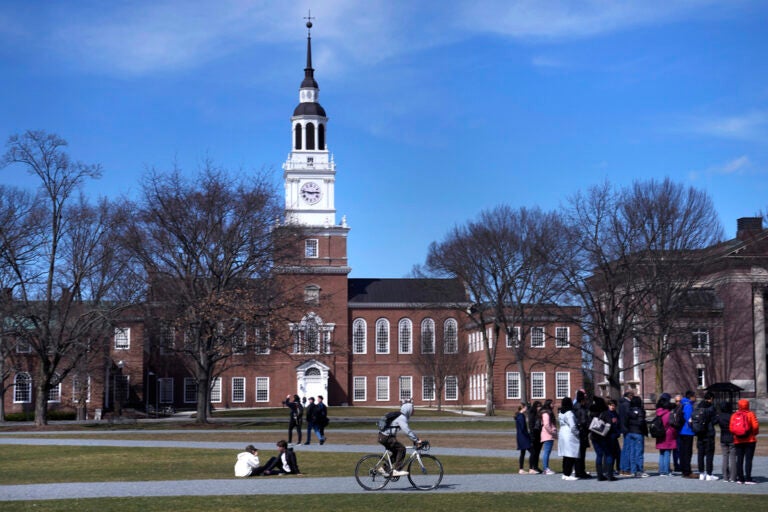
303, 367, 324, 399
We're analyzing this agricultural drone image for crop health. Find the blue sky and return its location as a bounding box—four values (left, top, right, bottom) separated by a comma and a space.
1, 1, 766, 278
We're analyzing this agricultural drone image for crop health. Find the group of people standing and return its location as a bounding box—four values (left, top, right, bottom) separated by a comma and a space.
284, 394, 329, 446
514, 389, 760, 484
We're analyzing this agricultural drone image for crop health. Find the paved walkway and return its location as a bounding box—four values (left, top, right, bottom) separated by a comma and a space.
1, 431, 766, 501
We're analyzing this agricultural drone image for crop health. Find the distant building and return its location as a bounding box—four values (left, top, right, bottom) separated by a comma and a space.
593, 217, 768, 411
3, 22, 585, 418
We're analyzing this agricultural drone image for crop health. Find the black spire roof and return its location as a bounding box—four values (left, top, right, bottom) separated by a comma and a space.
293, 19, 326, 117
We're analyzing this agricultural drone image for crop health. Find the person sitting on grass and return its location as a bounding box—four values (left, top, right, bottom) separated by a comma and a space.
234, 445, 260, 477
251, 440, 303, 476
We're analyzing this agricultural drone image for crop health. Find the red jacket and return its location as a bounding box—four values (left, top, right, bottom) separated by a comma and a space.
731, 399, 759, 444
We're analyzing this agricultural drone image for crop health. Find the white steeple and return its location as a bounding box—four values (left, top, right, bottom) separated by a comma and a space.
283, 17, 337, 227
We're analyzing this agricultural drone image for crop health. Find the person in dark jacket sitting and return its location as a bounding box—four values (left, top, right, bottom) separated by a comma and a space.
251, 440, 303, 476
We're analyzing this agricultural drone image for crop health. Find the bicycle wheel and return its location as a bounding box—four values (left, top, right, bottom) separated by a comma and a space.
407, 454, 443, 490
354, 454, 391, 490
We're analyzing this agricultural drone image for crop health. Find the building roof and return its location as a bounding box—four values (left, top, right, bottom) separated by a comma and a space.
348, 278, 467, 305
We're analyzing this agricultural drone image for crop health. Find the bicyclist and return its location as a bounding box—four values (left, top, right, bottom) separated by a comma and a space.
378, 398, 422, 476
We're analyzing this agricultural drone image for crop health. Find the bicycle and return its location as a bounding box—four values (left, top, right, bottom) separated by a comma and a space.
354, 440, 443, 491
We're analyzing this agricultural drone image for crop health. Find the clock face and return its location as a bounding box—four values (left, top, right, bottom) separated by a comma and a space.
300, 181, 322, 204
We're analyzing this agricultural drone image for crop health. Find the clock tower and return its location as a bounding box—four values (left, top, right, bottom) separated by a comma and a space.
282, 18, 350, 273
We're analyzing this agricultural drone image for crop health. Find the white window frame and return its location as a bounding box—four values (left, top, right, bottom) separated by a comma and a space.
13, 372, 32, 403
15, 338, 32, 353
160, 324, 175, 354
375, 319, 390, 354
255, 377, 270, 402
506, 326, 521, 348
421, 318, 435, 354
696, 365, 706, 389
445, 376, 458, 401
422, 376, 436, 401
353, 376, 367, 402
399, 376, 413, 402
530, 327, 545, 348
531, 371, 546, 400
159, 377, 174, 403
114, 327, 130, 350
692, 328, 710, 353
555, 372, 570, 399
47, 375, 62, 403
254, 326, 270, 355
398, 318, 412, 354
304, 285, 320, 305
231, 377, 246, 403
506, 371, 521, 399
184, 378, 198, 403
352, 318, 367, 354
305, 239, 319, 258
555, 326, 570, 348
444, 319, 458, 354
376, 376, 390, 401
210, 377, 222, 403
72, 375, 91, 403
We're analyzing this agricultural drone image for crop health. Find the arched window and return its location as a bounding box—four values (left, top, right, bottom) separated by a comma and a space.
353, 318, 367, 354
398, 318, 412, 354
306, 123, 315, 150
375, 318, 389, 354
318, 123, 325, 150
444, 319, 458, 354
421, 318, 435, 354
294, 124, 302, 150
14, 372, 31, 403
292, 313, 333, 354
306, 367, 321, 376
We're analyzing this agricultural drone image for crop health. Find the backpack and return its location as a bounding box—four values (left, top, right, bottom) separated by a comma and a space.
690, 406, 709, 435
668, 404, 685, 430
730, 410, 752, 437
377, 411, 401, 431
648, 415, 666, 440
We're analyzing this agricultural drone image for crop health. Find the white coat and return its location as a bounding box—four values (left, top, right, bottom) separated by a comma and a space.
234, 451, 260, 477
557, 411, 580, 458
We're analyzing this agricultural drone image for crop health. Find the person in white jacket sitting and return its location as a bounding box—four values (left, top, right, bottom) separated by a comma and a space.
234, 445, 260, 477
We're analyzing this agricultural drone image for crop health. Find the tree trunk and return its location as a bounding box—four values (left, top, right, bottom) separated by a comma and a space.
655, 360, 665, 396
34, 374, 48, 426
195, 369, 211, 424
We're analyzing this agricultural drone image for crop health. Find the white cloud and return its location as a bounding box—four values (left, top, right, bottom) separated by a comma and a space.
690, 155, 753, 181
0, 0, 751, 76
690, 111, 768, 140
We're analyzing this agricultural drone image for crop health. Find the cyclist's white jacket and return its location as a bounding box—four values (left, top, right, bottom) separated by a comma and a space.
384, 402, 419, 443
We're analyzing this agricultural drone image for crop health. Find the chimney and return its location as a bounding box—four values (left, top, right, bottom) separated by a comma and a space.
736, 217, 764, 241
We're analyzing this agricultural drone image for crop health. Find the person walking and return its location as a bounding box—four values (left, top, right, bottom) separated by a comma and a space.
695, 391, 719, 481
678, 390, 697, 479
625, 395, 649, 478
539, 399, 558, 475
315, 395, 328, 443
589, 396, 616, 481
717, 401, 737, 482
617, 390, 633, 477
528, 400, 543, 474
284, 394, 303, 445
654, 393, 677, 477
515, 403, 533, 474
573, 390, 592, 479
731, 398, 759, 485
557, 397, 580, 480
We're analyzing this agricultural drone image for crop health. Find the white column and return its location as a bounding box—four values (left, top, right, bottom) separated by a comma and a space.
754, 287, 767, 399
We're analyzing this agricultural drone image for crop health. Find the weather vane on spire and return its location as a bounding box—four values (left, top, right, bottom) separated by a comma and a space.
304, 9, 315, 33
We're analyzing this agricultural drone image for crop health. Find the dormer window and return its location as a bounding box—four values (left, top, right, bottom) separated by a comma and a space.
305, 239, 318, 258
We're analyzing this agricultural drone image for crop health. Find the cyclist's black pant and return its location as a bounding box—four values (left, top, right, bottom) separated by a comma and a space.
378, 433, 406, 470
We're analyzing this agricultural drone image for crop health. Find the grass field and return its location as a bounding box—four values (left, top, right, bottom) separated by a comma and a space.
1, 412, 765, 511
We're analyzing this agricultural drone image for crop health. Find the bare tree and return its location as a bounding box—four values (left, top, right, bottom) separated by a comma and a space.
422, 205, 563, 415
549, 181, 652, 401
620, 178, 723, 395
121, 164, 301, 423
1, 131, 130, 425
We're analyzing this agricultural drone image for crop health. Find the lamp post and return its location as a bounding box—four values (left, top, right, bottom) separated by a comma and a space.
146, 371, 155, 416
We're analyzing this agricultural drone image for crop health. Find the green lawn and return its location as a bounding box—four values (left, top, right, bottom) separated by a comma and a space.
1, 493, 764, 512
